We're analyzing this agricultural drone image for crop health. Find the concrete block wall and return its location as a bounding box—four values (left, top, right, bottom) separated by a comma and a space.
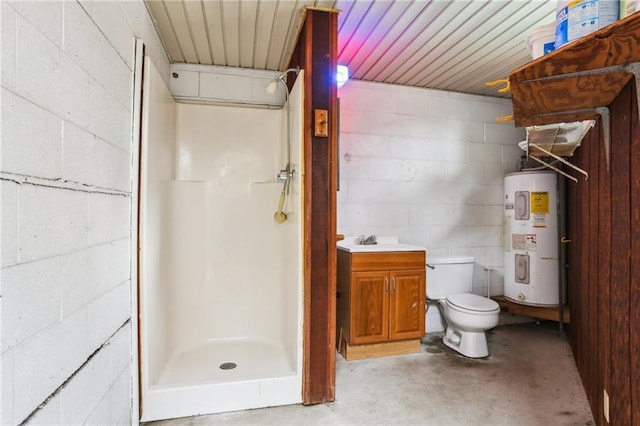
336, 80, 525, 331
1, 1, 169, 424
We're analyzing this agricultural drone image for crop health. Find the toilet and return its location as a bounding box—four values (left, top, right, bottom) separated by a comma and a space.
426, 256, 500, 358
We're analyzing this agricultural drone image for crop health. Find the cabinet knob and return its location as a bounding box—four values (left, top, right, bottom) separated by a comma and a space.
385, 277, 389, 294
392, 277, 397, 293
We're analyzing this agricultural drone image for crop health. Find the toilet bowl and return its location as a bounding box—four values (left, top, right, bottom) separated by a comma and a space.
426, 257, 500, 358
439, 294, 500, 358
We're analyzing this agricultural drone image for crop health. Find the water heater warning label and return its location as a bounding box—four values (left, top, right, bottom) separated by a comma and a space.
512, 233, 537, 251
533, 215, 547, 228
530, 192, 549, 214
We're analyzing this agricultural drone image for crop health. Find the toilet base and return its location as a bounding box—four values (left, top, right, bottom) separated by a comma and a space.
442, 327, 489, 358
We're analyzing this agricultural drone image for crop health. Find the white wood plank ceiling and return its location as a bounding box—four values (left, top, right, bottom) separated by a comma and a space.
145, 0, 557, 97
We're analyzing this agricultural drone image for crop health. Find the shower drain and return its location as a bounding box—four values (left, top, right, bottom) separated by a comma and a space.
219, 362, 237, 370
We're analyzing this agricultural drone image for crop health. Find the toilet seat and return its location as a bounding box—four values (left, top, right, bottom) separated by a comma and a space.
446, 293, 500, 315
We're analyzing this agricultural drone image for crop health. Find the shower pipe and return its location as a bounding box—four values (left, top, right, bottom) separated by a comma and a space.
268, 67, 300, 224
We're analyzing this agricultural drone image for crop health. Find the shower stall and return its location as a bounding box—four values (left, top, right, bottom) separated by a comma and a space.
138, 58, 304, 422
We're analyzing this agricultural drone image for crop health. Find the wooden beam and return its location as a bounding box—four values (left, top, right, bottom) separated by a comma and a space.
290, 8, 339, 405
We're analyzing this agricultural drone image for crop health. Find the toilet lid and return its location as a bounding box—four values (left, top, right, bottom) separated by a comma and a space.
446, 293, 499, 312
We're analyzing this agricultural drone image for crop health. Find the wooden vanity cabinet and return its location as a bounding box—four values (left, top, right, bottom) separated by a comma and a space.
337, 249, 425, 360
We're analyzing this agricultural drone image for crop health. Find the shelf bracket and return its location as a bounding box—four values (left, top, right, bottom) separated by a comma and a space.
528, 142, 586, 182
519, 62, 639, 151
525, 108, 607, 171
528, 155, 577, 182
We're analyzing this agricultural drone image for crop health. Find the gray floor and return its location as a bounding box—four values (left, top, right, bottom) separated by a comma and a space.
147, 321, 595, 426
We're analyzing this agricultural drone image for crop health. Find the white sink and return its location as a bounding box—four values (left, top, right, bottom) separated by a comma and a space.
337, 236, 426, 253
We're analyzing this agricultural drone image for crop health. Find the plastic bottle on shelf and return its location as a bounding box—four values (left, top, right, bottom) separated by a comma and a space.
555, 0, 620, 49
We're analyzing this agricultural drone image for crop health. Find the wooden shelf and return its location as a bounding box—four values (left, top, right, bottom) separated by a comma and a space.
493, 296, 570, 324
509, 13, 640, 127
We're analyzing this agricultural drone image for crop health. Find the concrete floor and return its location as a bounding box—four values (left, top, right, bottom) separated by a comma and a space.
147, 321, 595, 426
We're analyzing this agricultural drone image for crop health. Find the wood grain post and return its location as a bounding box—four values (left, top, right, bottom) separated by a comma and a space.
289, 8, 339, 405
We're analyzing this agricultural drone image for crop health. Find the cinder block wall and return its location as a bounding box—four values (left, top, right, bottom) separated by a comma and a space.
337, 80, 525, 330
1, 1, 169, 424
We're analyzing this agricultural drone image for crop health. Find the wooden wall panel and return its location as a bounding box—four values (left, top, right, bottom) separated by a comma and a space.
630, 77, 640, 426
579, 132, 590, 382
566, 146, 580, 356
566, 80, 639, 425
587, 123, 600, 419
610, 80, 635, 425
609, 80, 632, 425
597, 117, 611, 426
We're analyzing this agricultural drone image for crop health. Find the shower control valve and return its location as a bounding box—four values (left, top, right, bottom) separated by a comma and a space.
276, 168, 296, 183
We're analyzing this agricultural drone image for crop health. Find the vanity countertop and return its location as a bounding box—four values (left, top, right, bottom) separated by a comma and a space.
337, 236, 426, 253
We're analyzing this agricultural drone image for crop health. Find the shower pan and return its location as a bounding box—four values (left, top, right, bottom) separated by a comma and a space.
138, 58, 304, 421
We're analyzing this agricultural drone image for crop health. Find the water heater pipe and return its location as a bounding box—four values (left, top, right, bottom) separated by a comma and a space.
484, 268, 495, 299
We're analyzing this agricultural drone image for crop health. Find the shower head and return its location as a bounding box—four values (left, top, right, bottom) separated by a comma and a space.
265, 67, 300, 94
265, 79, 280, 95
274, 210, 287, 224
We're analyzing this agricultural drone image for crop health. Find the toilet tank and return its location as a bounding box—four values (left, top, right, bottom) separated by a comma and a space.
426, 256, 474, 300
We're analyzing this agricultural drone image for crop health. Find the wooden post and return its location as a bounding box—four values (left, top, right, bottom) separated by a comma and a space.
289, 8, 339, 404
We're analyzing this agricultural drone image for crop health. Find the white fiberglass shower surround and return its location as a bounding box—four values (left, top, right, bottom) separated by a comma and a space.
139, 58, 304, 422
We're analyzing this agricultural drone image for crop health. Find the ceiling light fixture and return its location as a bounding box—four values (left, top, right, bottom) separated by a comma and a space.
337, 65, 349, 88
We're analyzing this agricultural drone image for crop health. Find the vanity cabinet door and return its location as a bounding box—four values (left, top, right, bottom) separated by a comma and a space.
350, 271, 389, 344
389, 269, 425, 341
